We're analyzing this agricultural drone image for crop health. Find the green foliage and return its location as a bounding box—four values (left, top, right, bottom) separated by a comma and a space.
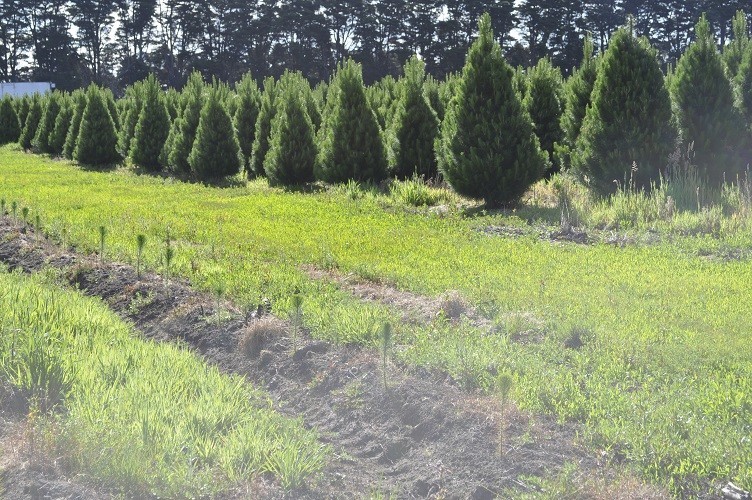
18, 94, 42, 150
724, 10, 750, 78
188, 86, 242, 180
130, 75, 170, 171
0, 95, 20, 144
389, 56, 440, 179
15, 96, 30, 132
523, 57, 564, 175
316, 59, 388, 184
33, 92, 62, 153
63, 91, 87, 160
367, 75, 399, 130
736, 43, 752, 128
49, 96, 73, 156
168, 72, 205, 174
671, 15, 746, 186
437, 14, 545, 207
573, 27, 675, 195
233, 72, 261, 174
264, 73, 317, 186
424, 74, 444, 121
74, 85, 120, 167
250, 77, 278, 178
117, 80, 145, 156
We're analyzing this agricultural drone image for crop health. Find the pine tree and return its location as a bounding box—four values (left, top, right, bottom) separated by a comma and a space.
117, 80, 146, 157
524, 57, 564, 176
738, 44, 752, 127
104, 89, 120, 132
188, 86, 242, 180
437, 14, 545, 207
389, 56, 440, 179
250, 77, 278, 177
18, 94, 42, 150
263, 73, 317, 186
169, 72, 204, 174
424, 74, 444, 121
130, 74, 170, 171
724, 10, 750, 79
63, 91, 88, 159
74, 85, 120, 166
234, 72, 261, 175
316, 59, 388, 184
573, 25, 675, 195
672, 15, 746, 186
49, 96, 73, 155
0, 95, 20, 144
15, 96, 30, 132
560, 36, 599, 156
367, 76, 399, 131
32, 92, 62, 153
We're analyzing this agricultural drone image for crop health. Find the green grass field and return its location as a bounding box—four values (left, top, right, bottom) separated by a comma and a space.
1, 144, 751, 494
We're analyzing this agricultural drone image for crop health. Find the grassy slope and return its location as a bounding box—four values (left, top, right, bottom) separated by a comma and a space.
1, 145, 750, 493
0, 267, 326, 497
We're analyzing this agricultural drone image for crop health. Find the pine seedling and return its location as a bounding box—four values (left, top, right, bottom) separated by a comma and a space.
164, 229, 174, 289
1, 199, 5, 215
136, 234, 146, 278
11, 201, 17, 223
290, 293, 303, 354
496, 372, 513, 456
98, 225, 107, 263
381, 322, 392, 391
21, 207, 28, 224
214, 281, 226, 326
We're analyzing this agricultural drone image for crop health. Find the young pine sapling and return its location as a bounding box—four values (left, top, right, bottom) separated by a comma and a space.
136, 234, 146, 278
1, 199, 5, 215
164, 229, 174, 290
11, 201, 17, 222
98, 225, 107, 263
21, 206, 28, 223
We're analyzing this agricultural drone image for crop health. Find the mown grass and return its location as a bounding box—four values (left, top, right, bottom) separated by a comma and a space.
1, 144, 751, 494
0, 266, 327, 497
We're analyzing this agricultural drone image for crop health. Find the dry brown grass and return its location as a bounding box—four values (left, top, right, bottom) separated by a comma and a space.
238, 317, 286, 359
438, 290, 469, 321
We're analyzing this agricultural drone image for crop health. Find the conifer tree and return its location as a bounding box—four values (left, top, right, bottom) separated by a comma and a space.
573, 25, 675, 195
316, 59, 388, 184
250, 76, 278, 177
367, 76, 399, 130
437, 14, 545, 207
672, 15, 746, 185
63, 91, 88, 159
524, 57, 564, 176
0, 95, 20, 144
18, 94, 42, 150
424, 74, 444, 121
737, 44, 752, 127
104, 89, 120, 132
264, 73, 317, 186
49, 96, 73, 155
33, 92, 62, 153
724, 11, 750, 79
188, 86, 241, 180
15, 96, 30, 132
169, 72, 204, 173
560, 36, 599, 155
74, 85, 120, 166
234, 72, 261, 174
389, 56, 440, 179
117, 80, 145, 156
130, 74, 170, 171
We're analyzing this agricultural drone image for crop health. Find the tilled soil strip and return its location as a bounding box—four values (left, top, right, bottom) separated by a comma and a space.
0, 217, 663, 499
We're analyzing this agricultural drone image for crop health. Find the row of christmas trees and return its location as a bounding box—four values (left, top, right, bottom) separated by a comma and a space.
1, 12, 752, 207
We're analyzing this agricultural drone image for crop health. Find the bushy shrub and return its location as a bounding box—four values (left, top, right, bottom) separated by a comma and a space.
74, 85, 120, 166
437, 14, 545, 207
234, 72, 261, 174
188, 86, 241, 180
524, 57, 564, 176
573, 26, 675, 195
130, 74, 170, 171
250, 77, 278, 177
316, 59, 388, 184
18, 94, 42, 150
0, 95, 20, 144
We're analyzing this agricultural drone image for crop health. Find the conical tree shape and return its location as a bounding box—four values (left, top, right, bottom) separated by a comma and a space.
316, 59, 388, 184
573, 26, 675, 195
104, 89, 120, 132
234, 72, 261, 175
169, 72, 205, 174
367, 75, 399, 130
33, 92, 62, 153
49, 96, 73, 155
561, 35, 599, 149
672, 15, 746, 186
63, 91, 88, 159
74, 85, 120, 166
437, 14, 545, 207
188, 86, 242, 180
264, 73, 317, 186
737, 43, 752, 128
130, 75, 170, 171
250, 77, 278, 177
524, 57, 564, 176
724, 11, 750, 79
18, 95, 42, 150
0, 96, 20, 144
389, 56, 440, 179
117, 79, 146, 156
424, 74, 444, 121
15, 96, 30, 132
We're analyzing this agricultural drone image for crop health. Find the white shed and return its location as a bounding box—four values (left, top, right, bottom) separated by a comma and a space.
0, 82, 56, 98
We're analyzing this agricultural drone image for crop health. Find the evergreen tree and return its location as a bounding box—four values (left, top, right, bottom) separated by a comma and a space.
130, 74, 170, 171
672, 15, 746, 186
49, 96, 73, 155
18, 94, 42, 150
317, 59, 388, 184
188, 86, 242, 180
523, 57, 564, 176
0, 95, 20, 144
74, 85, 120, 166
573, 26, 675, 195
32, 92, 62, 153
63, 91, 88, 159
169, 72, 205, 174
234, 72, 261, 175
250, 77, 278, 177
424, 74, 444, 122
117, 80, 146, 156
15, 96, 30, 132
389, 56, 440, 179
560, 35, 599, 153
104, 89, 120, 131
437, 14, 545, 208
264, 73, 317, 186
367, 76, 399, 131
724, 10, 750, 79
737, 44, 752, 128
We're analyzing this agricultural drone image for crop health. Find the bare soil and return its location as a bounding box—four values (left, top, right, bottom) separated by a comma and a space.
0, 218, 668, 499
